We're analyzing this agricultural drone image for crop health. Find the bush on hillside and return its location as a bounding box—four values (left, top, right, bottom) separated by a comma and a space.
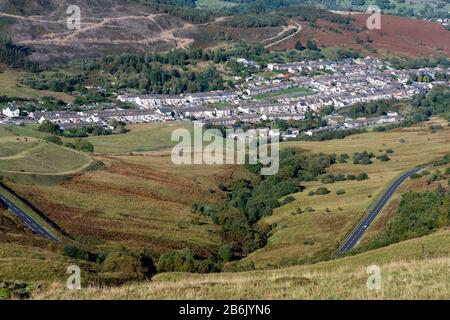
44, 135, 63, 145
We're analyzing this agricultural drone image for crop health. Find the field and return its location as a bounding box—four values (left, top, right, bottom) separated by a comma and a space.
0, 67, 74, 103
0, 137, 94, 175
33, 228, 450, 299
196, 0, 238, 9
0, 123, 192, 154
253, 87, 314, 100
235, 119, 450, 268
65, 123, 194, 154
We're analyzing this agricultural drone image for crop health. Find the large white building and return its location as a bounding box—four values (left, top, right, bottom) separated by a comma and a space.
2, 106, 20, 118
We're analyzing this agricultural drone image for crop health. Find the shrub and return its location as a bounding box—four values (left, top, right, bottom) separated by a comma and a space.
280, 195, 295, 206
38, 120, 60, 134
74, 139, 94, 153
445, 168, 450, 175
334, 173, 346, 182
103, 248, 156, 281
305, 207, 315, 212
356, 173, 369, 181
308, 191, 315, 196
44, 135, 62, 145
321, 175, 335, 184
386, 148, 395, 154
353, 150, 374, 165
64, 142, 76, 149
63, 245, 103, 263
346, 174, 356, 180
359, 157, 373, 165
410, 173, 422, 179
218, 243, 236, 262
316, 187, 330, 195
376, 154, 390, 162
336, 189, 346, 195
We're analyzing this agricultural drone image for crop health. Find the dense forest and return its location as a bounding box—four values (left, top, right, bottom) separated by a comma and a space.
21, 49, 231, 96
0, 36, 39, 71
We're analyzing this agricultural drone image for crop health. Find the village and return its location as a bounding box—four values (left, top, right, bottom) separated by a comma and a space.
2, 57, 449, 139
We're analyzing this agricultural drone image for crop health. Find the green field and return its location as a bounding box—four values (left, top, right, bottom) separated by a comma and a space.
196, 0, 239, 9
0, 137, 94, 174
254, 87, 313, 100
0, 123, 192, 154
65, 123, 194, 154
0, 124, 50, 139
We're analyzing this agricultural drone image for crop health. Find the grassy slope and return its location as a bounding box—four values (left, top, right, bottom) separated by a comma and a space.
359, 161, 450, 248
0, 137, 93, 174
0, 122, 253, 254
0, 123, 191, 154
65, 123, 194, 154
337, 0, 449, 17
5, 153, 254, 254
34, 228, 450, 299
237, 118, 450, 268
0, 69, 74, 103
196, 0, 238, 9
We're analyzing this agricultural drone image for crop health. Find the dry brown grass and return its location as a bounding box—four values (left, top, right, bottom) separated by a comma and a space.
238, 119, 450, 268
33, 229, 450, 299
5, 150, 254, 255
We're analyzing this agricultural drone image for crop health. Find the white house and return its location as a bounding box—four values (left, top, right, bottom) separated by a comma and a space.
2, 106, 20, 118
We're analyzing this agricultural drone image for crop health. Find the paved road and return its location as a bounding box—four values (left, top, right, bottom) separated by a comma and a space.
336, 167, 424, 255
0, 193, 57, 241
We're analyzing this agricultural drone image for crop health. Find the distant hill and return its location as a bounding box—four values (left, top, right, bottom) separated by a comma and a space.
197, 0, 450, 20
272, 13, 450, 57
0, 0, 448, 63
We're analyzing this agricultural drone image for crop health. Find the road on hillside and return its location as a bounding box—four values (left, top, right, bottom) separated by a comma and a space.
265, 21, 302, 49
0, 193, 57, 241
336, 166, 424, 255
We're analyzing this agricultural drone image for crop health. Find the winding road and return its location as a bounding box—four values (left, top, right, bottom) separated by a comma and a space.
264, 20, 302, 49
336, 166, 424, 255
0, 192, 57, 241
